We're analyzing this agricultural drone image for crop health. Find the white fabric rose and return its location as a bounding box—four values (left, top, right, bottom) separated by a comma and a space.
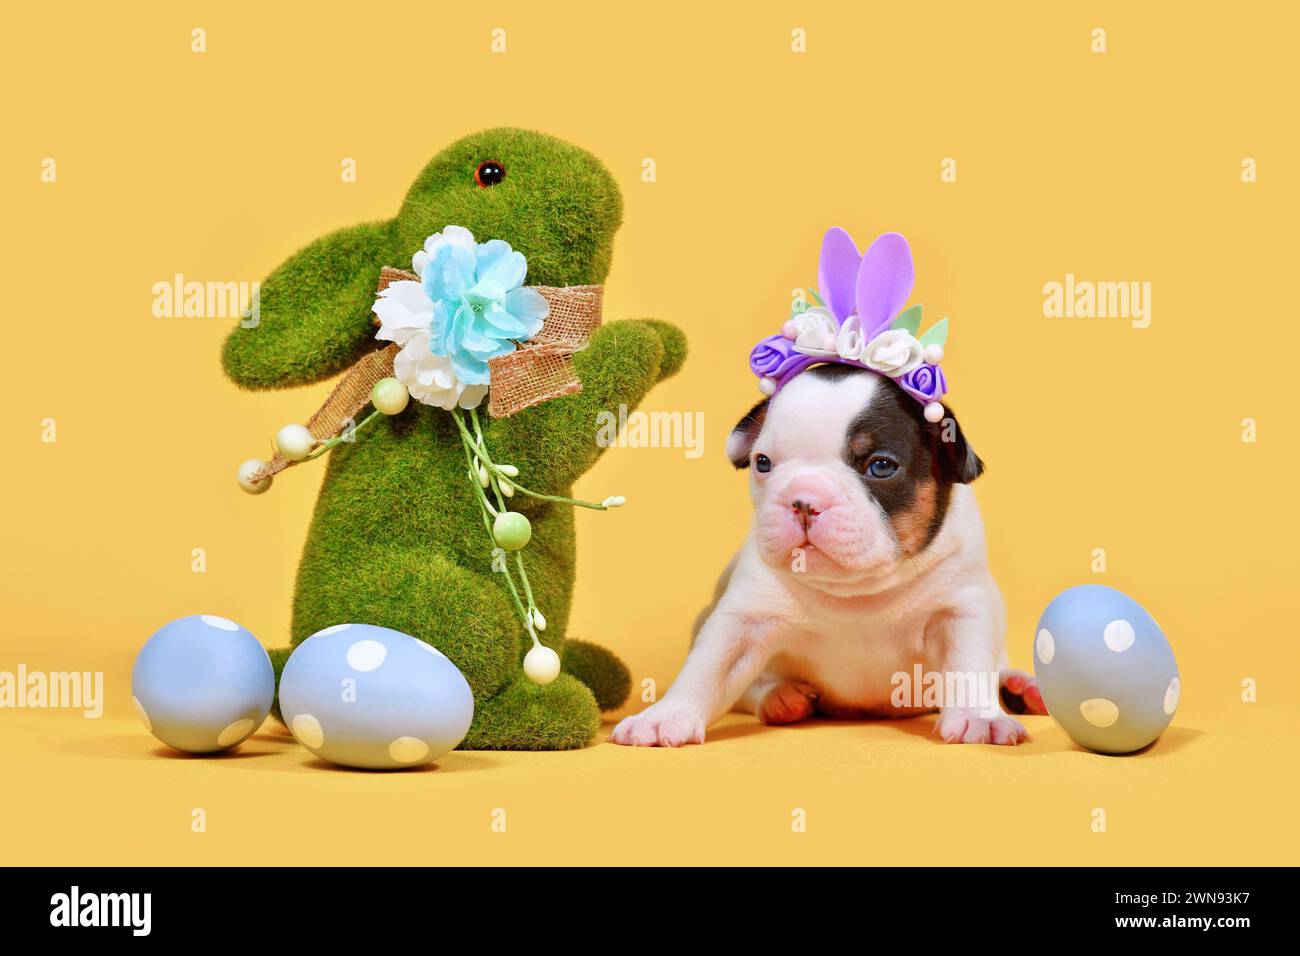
835, 314, 866, 361
373, 276, 487, 410
790, 307, 839, 355
860, 329, 924, 376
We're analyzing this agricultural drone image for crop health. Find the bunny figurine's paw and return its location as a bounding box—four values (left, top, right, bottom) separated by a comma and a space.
462, 673, 602, 750
483, 319, 687, 492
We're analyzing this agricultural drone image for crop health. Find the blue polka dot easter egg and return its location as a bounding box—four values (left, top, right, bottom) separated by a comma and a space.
278, 624, 474, 770
1033, 585, 1179, 754
132, 615, 275, 753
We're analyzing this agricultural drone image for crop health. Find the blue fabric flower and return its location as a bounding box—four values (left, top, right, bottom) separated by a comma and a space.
419, 228, 549, 385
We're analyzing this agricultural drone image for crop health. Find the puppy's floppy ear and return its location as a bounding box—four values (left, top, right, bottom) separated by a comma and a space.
726, 398, 769, 469
926, 404, 985, 483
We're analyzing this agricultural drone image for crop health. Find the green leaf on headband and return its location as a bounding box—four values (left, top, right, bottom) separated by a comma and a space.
791, 287, 824, 320
919, 317, 948, 348
891, 304, 923, 335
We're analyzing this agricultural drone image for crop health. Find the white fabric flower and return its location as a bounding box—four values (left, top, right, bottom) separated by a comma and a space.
860, 329, 924, 376
393, 330, 489, 410
790, 307, 839, 356
373, 274, 487, 410
411, 225, 476, 278
372, 280, 432, 347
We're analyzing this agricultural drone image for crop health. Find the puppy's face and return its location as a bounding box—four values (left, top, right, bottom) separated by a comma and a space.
727, 365, 984, 587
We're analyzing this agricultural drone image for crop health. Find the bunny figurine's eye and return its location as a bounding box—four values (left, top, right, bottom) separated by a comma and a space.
475, 160, 506, 188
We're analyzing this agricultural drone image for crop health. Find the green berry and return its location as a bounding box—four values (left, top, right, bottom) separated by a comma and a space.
371, 377, 410, 415
493, 511, 532, 551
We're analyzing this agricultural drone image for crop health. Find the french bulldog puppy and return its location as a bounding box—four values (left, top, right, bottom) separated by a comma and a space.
610, 363, 1047, 747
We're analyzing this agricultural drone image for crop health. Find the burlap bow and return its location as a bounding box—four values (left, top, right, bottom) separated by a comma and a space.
248, 267, 602, 482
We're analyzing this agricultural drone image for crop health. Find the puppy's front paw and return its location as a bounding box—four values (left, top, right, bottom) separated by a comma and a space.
608, 704, 705, 747
936, 709, 1029, 746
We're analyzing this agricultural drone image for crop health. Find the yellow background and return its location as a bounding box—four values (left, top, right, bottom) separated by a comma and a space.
2, 2, 1296, 865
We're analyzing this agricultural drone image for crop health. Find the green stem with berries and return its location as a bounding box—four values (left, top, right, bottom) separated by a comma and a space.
457, 409, 610, 511
296, 409, 383, 462
455, 410, 539, 645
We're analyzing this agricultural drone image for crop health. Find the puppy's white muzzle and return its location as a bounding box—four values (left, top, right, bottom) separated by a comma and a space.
754, 464, 898, 575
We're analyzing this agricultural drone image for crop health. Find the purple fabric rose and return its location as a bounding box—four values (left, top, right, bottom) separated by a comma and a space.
750, 334, 811, 381
898, 363, 947, 405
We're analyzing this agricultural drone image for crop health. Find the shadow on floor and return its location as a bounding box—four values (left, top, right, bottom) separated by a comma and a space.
60, 729, 500, 774
664, 712, 1205, 758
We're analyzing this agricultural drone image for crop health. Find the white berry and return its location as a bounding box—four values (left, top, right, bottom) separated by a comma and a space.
276, 424, 315, 461
236, 459, 273, 495
523, 644, 561, 685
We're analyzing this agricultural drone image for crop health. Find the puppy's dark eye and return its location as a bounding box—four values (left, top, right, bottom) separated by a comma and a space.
755, 454, 772, 473
866, 456, 899, 479
474, 160, 506, 188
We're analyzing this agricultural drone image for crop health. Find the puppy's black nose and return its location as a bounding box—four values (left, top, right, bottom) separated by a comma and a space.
792, 499, 819, 530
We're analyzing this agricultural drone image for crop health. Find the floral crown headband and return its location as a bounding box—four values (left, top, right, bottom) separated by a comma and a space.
749, 228, 949, 423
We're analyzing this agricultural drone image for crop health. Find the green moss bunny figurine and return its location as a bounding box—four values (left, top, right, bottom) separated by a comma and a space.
223, 128, 685, 749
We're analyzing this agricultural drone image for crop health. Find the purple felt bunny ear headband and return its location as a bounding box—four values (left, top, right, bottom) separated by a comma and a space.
749, 228, 949, 423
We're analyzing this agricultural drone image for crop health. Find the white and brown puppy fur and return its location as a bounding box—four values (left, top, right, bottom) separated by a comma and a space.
610, 364, 1047, 748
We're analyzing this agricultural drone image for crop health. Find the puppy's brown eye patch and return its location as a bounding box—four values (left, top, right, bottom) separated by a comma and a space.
842, 376, 968, 555
848, 430, 876, 458
890, 479, 941, 557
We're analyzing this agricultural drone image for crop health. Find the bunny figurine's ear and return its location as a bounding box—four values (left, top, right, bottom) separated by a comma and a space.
855, 232, 914, 338
222, 220, 398, 390
817, 227, 861, 322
